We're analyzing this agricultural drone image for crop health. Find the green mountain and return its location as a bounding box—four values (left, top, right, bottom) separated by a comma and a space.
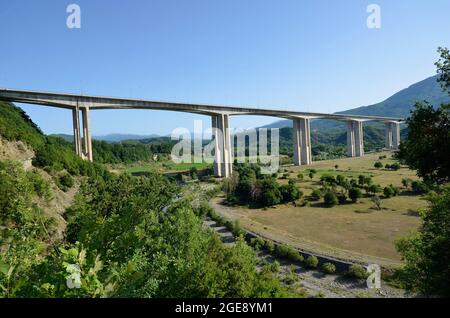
259, 75, 450, 157
337, 75, 450, 118
266, 75, 450, 131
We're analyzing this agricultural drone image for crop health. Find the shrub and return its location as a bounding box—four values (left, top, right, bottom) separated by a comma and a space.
323, 191, 338, 207
385, 163, 401, 171
259, 177, 282, 207
320, 174, 336, 185
28, 170, 51, 200
310, 189, 322, 201
337, 193, 347, 204
284, 265, 299, 285
250, 237, 265, 250
265, 240, 275, 253
402, 178, 412, 189
231, 220, 245, 237
383, 185, 399, 198
59, 173, 74, 191
371, 196, 382, 210
286, 247, 304, 263
368, 184, 382, 195
274, 244, 303, 262
348, 264, 368, 279
374, 161, 383, 169
269, 260, 280, 273
275, 245, 303, 262
322, 262, 336, 274
297, 173, 304, 181
305, 256, 319, 268
349, 187, 362, 203
411, 180, 429, 194
275, 244, 290, 258
280, 180, 301, 203
358, 175, 367, 186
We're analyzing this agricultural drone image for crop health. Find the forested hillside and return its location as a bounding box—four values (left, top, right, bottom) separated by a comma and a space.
0, 101, 297, 298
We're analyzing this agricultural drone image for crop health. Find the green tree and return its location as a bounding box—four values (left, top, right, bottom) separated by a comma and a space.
383, 186, 395, 198
348, 187, 362, 203
368, 184, 381, 196
323, 191, 338, 207
374, 161, 383, 169
310, 189, 322, 201
396, 187, 450, 297
280, 180, 302, 203
435, 47, 450, 94
397, 103, 450, 183
259, 177, 282, 207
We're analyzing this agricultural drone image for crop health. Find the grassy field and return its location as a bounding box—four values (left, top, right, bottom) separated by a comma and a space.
124, 161, 212, 174
211, 151, 426, 267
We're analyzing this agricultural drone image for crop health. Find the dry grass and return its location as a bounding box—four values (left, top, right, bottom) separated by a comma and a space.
212, 151, 426, 267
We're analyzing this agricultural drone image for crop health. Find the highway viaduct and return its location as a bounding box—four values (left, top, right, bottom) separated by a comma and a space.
0, 89, 403, 178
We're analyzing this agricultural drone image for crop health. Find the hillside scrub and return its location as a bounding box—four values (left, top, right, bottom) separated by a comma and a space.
0, 168, 298, 297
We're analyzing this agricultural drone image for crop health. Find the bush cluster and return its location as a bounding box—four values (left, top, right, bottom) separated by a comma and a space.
225, 164, 302, 208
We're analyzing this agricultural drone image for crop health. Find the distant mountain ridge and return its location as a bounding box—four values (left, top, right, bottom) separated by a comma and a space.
51, 133, 161, 143
265, 75, 450, 130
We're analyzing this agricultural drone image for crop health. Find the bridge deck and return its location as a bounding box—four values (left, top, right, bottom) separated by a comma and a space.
0, 88, 403, 122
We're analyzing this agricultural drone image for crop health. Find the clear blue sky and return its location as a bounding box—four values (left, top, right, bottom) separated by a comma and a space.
1, 0, 449, 136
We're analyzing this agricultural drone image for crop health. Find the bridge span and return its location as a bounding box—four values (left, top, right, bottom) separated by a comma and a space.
0, 88, 403, 177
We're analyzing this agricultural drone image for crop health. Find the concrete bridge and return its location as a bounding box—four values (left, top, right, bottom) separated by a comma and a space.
0, 88, 403, 178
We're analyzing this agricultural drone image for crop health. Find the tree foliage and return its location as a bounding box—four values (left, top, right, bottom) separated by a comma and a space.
396, 187, 450, 297
435, 47, 450, 94
397, 102, 450, 183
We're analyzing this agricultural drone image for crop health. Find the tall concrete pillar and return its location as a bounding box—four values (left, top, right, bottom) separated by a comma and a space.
211, 114, 232, 178
292, 118, 312, 166
72, 108, 82, 157
293, 119, 301, 166
81, 107, 93, 162
384, 122, 401, 150
354, 120, 364, 157
392, 122, 400, 149
347, 120, 364, 157
347, 121, 356, 157
211, 115, 222, 177
385, 122, 393, 149
300, 118, 312, 165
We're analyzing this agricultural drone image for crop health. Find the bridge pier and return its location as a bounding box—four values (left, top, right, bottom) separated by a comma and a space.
72, 108, 82, 157
212, 114, 232, 178
72, 107, 93, 162
385, 122, 400, 150
293, 117, 312, 166
347, 120, 364, 157
81, 107, 93, 161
